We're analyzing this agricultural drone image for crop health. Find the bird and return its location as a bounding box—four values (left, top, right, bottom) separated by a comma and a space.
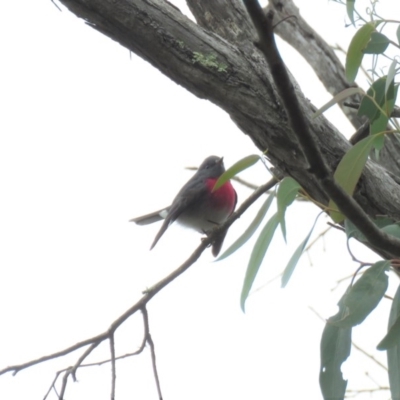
131, 155, 237, 256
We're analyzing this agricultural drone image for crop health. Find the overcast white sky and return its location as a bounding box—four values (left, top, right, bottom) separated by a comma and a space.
0, 1, 398, 399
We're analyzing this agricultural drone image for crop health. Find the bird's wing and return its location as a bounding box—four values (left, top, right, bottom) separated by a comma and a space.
149, 178, 208, 249
165, 178, 209, 222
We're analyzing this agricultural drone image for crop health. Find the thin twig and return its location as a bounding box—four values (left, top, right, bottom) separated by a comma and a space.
143, 307, 163, 400
331, 273, 354, 291
0, 178, 276, 381
232, 175, 260, 190
71, 341, 101, 381
308, 306, 326, 322
251, 272, 282, 295
304, 226, 331, 253
346, 238, 367, 264
1, 332, 108, 377
76, 348, 147, 368
110, 334, 116, 400
346, 386, 390, 395
43, 317, 149, 398
352, 341, 388, 371
59, 369, 70, 400
51, 0, 62, 11
80, 326, 147, 368
43, 371, 62, 400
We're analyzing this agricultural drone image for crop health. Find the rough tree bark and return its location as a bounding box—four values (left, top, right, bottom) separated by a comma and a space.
58, 0, 400, 236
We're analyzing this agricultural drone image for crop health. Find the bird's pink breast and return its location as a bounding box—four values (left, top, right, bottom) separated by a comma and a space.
206, 178, 236, 214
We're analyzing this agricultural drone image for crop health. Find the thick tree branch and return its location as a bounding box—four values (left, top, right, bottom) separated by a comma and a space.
242, 1, 400, 257
265, 0, 400, 177
55, 0, 400, 233
265, 0, 364, 129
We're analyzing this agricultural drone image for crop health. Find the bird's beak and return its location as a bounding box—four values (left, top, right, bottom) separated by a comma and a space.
218, 157, 224, 165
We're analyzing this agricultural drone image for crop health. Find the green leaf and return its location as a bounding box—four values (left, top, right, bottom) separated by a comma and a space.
385, 59, 397, 95
346, 22, 377, 82
363, 32, 390, 54
379, 315, 400, 350
369, 81, 398, 137
346, 0, 356, 26
329, 261, 390, 328
345, 216, 394, 242
329, 135, 382, 222
379, 284, 400, 400
358, 76, 396, 123
213, 154, 259, 191
240, 213, 279, 311
381, 223, 400, 239
281, 213, 321, 288
397, 25, 400, 46
369, 111, 388, 138
358, 76, 386, 121
319, 322, 351, 400
276, 177, 301, 241
377, 284, 400, 350
217, 190, 275, 261
313, 87, 364, 119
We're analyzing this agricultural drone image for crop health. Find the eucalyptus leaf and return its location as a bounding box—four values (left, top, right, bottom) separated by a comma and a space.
345, 216, 394, 242
213, 154, 259, 191
319, 320, 351, 400
385, 59, 397, 95
346, 22, 377, 82
329, 135, 382, 222
379, 285, 400, 400
368, 81, 398, 137
328, 261, 390, 328
276, 177, 301, 241
240, 213, 279, 311
363, 32, 390, 54
346, 0, 356, 26
397, 24, 400, 46
381, 223, 400, 239
313, 87, 364, 119
358, 76, 397, 124
281, 213, 321, 288
217, 190, 275, 261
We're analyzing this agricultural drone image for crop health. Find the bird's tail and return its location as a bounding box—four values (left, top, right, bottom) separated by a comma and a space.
129, 208, 168, 225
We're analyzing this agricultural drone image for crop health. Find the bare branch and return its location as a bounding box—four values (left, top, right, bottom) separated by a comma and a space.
59, 369, 69, 400
44, 335, 148, 399
110, 334, 116, 400
352, 342, 388, 371
0, 178, 276, 385
345, 386, 390, 396
143, 307, 163, 400
43, 371, 62, 400
72, 343, 100, 382
304, 226, 331, 253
